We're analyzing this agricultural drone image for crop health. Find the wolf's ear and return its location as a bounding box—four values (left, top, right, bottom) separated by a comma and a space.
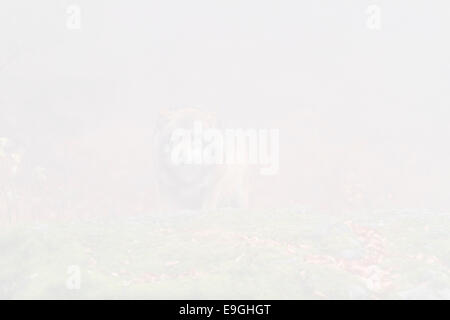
155, 108, 175, 130
159, 109, 175, 120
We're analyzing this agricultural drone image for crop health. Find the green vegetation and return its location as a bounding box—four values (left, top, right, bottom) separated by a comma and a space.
0, 209, 449, 299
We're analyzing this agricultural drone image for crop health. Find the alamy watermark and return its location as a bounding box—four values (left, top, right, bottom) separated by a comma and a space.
66, 4, 82, 30
168, 121, 279, 175
66, 265, 81, 290
366, 4, 382, 30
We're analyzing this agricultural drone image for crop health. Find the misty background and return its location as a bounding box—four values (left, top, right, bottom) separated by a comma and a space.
1, 0, 450, 215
